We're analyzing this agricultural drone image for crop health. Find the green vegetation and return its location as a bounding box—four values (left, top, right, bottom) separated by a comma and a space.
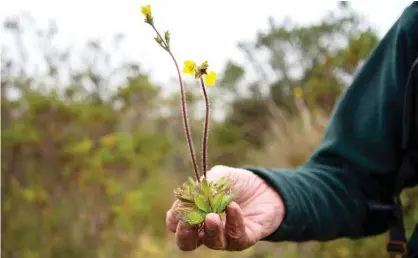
2, 3, 417, 258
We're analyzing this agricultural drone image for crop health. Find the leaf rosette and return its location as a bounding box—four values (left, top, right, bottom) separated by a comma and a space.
174, 176, 236, 225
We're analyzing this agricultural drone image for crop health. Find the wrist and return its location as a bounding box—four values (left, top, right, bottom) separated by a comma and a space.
259, 176, 286, 239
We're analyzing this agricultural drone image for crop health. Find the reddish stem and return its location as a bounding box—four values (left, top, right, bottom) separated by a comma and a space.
151, 25, 201, 183
199, 78, 209, 178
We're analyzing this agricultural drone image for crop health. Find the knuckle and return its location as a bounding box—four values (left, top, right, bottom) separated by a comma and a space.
204, 227, 226, 250
225, 223, 245, 241
176, 230, 191, 240
204, 236, 225, 250
225, 222, 243, 238
176, 234, 197, 251
205, 228, 217, 238
165, 211, 178, 233
207, 165, 235, 181
226, 229, 242, 240
165, 211, 171, 224
209, 165, 229, 174
204, 231, 220, 246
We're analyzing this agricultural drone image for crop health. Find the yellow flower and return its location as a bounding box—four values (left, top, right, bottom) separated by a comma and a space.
183, 60, 196, 75
204, 71, 217, 86
183, 60, 217, 85
293, 87, 303, 97
141, 5, 151, 16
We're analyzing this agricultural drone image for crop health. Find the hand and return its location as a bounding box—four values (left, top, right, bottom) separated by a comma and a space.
165, 165, 285, 251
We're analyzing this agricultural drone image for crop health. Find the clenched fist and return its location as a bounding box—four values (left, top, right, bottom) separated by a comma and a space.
165, 165, 285, 251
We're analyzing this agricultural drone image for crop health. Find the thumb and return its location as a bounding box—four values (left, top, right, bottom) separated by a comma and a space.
224, 202, 250, 251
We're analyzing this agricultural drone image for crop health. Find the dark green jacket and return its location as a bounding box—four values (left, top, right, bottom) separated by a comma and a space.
246, 2, 418, 256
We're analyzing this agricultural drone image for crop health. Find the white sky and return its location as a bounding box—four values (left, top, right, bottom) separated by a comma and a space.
0, 0, 414, 86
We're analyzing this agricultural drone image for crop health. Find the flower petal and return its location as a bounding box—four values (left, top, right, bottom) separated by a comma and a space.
183, 60, 196, 75
141, 5, 151, 16
204, 71, 217, 86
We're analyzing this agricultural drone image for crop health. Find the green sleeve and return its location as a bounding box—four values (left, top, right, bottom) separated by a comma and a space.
245, 3, 418, 242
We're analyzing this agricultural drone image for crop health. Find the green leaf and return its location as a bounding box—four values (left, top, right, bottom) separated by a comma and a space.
164, 30, 170, 48
201, 178, 211, 196
187, 177, 196, 190
215, 177, 233, 193
154, 36, 162, 45
173, 186, 194, 202
212, 192, 224, 213
218, 194, 234, 212
183, 211, 205, 225
164, 31, 170, 41
201, 178, 215, 207
177, 203, 197, 215
194, 194, 210, 213
177, 202, 196, 212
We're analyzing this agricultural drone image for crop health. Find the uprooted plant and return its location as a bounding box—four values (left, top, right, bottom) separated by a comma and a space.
141, 5, 236, 226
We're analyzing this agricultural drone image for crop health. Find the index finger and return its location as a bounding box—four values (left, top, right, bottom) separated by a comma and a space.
176, 221, 199, 251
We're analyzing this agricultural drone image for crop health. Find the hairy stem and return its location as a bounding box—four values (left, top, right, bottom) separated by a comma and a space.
199, 78, 210, 178
151, 25, 201, 183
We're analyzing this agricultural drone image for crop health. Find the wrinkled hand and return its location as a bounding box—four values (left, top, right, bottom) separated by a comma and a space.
165, 165, 285, 251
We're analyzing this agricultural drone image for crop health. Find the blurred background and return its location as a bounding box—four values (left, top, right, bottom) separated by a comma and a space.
2, 1, 418, 257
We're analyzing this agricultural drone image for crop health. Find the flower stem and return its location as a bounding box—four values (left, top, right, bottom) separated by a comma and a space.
199, 78, 210, 178
150, 25, 201, 183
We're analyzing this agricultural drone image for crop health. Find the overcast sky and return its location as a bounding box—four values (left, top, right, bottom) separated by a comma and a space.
1, 0, 414, 86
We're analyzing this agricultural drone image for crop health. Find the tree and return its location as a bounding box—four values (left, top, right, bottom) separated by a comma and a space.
219, 3, 379, 149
